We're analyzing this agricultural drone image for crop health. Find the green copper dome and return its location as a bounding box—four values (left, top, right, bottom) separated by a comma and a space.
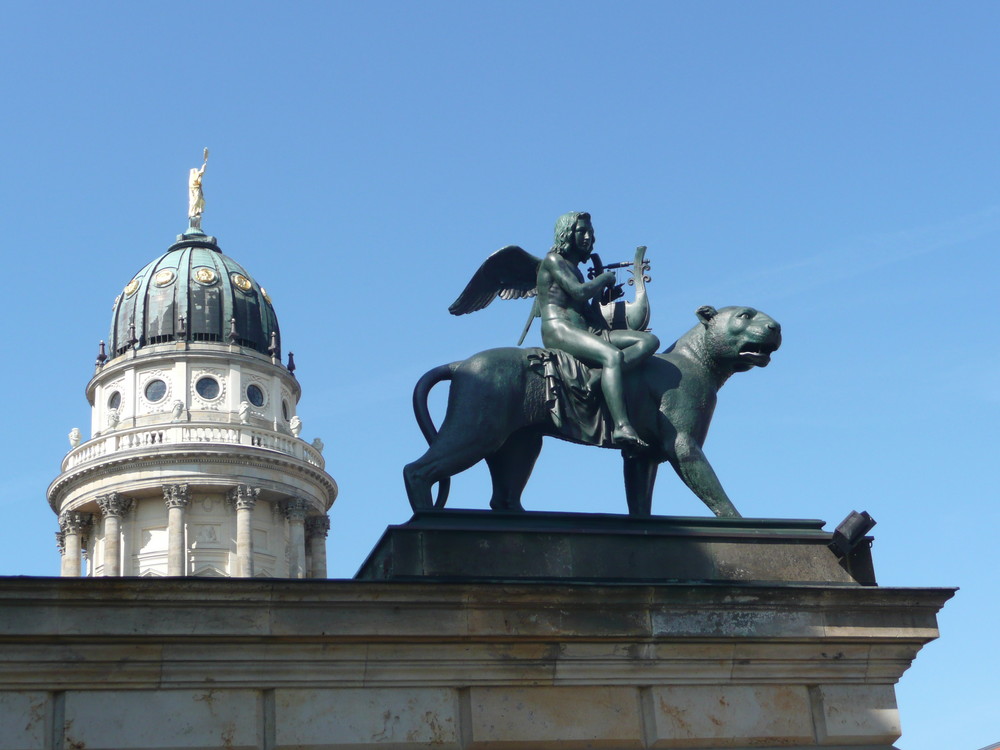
109, 232, 281, 359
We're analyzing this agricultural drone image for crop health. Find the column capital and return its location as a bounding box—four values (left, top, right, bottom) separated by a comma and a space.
281, 498, 310, 521
59, 511, 93, 535
55, 531, 65, 554
305, 515, 331, 539
163, 484, 190, 509
97, 492, 135, 518
228, 484, 261, 511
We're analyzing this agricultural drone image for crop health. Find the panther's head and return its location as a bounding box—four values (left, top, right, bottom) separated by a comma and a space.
696, 305, 782, 372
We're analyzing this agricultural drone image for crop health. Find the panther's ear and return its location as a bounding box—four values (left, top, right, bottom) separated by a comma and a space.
696, 306, 718, 326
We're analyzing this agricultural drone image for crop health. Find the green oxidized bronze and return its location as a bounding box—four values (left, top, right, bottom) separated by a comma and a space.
406, 213, 781, 517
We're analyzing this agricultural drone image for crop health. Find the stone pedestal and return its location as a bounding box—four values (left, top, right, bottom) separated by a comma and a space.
356, 510, 877, 585
0, 576, 951, 750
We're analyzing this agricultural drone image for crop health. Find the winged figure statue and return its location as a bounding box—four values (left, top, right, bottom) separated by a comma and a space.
447, 212, 659, 448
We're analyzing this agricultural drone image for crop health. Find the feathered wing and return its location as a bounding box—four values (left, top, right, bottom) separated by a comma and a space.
448, 245, 541, 315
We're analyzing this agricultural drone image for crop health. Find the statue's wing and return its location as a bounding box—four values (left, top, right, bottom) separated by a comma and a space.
448, 245, 541, 315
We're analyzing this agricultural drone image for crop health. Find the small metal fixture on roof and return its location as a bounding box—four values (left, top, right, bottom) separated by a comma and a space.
178, 314, 187, 337
229, 317, 238, 343
268, 331, 279, 364
287, 351, 296, 377
95, 341, 107, 367
126, 322, 138, 349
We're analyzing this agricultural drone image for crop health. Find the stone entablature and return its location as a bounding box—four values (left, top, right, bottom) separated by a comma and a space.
0, 579, 953, 749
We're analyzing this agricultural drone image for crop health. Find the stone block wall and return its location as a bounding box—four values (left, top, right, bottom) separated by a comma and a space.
0, 578, 951, 749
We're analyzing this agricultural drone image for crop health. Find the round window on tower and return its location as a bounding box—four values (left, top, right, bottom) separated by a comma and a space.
247, 384, 265, 407
107, 391, 121, 410
196, 376, 221, 400
145, 379, 167, 403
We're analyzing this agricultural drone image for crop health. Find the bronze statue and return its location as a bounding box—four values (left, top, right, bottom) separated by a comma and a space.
450, 212, 659, 447
403, 305, 781, 517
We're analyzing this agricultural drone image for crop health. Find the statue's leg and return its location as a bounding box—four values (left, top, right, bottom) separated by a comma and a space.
404, 430, 508, 511
544, 323, 646, 448
608, 329, 660, 372
485, 430, 543, 511
623, 453, 659, 516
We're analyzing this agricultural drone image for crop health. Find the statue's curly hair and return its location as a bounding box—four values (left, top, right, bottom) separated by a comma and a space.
551, 211, 592, 256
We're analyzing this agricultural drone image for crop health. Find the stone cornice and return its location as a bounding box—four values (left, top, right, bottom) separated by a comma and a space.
47, 444, 337, 512
0, 579, 954, 691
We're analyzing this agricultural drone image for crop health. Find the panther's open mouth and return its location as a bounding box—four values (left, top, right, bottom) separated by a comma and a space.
739, 341, 778, 366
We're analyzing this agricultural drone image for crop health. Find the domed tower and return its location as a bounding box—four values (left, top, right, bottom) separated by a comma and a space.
47, 161, 337, 578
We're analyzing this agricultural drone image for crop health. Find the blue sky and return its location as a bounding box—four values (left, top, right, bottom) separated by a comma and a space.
1, 2, 997, 747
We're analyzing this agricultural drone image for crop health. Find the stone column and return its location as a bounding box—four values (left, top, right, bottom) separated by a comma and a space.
162, 484, 190, 576
55, 531, 66, 576
229, 485, 260, 577
58, 512, 93, 577
96, 493, 134, 577
305, 515, 330, 579
282, 499, 310, 579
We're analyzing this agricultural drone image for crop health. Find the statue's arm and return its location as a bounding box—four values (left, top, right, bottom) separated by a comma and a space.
543, 253, 615, 304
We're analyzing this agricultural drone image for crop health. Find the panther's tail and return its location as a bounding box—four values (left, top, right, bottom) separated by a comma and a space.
412, 363, 455, 508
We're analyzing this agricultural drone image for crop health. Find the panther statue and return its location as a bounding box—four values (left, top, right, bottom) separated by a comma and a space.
403, 305, 781, 517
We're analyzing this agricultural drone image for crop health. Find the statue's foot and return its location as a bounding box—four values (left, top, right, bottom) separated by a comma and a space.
612, 425, 647, 449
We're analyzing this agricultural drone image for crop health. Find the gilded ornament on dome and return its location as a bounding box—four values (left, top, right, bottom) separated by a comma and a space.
154, 269, 176, 287
193, 267, 217, 285
124, 278, 140, 297
260, 287, 272, 303
231, 273, 252, 292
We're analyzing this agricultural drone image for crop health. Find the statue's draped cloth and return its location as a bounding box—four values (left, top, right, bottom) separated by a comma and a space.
526, 349, 615, 448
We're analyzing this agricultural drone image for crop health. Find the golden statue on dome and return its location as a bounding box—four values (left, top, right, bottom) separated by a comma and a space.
187, 148, 209, 230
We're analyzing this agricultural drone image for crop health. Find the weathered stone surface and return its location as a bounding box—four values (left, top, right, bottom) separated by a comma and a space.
0, 691, 47, 750
468, 686, 644, 748
813, 685, 901, 744
275, 687, 461, 748
648, 685, 814, 746
63, 689, 261, 749
0, 578, 952, 748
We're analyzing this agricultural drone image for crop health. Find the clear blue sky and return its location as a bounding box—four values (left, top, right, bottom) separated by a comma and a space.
1, 3, 996, 747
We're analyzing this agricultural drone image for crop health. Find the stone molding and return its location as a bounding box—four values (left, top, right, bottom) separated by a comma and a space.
228, 484, 261, 511
162, 484, 190, 509
96, 492, 135, 518
305, 515, 330, 538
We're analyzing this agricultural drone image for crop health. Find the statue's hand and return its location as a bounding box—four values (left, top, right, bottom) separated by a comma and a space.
599, 271, 617, 287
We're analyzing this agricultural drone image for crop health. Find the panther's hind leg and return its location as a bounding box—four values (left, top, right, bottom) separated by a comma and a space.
485, 430, 543, 511
404, 430, 508, 511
